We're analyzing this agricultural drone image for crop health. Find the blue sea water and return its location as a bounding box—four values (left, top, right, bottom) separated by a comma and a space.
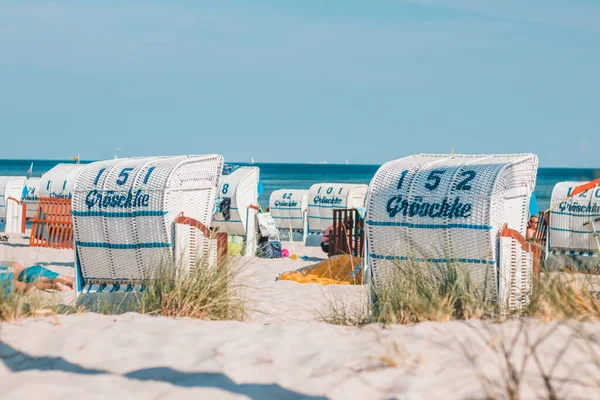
0, 159, 599, 212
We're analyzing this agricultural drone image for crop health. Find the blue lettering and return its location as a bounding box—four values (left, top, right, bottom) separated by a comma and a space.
386, 195, 473, 220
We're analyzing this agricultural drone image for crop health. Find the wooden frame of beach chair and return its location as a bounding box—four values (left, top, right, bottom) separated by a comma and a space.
269, 189, 309, 242
328, 208, 365, 258
306, 183, 368, 246
365, 153, 538, 310
212, 167, 260, 257
174, 213, 228, 271
72, 155, 224, 297
29, 197, 73, 248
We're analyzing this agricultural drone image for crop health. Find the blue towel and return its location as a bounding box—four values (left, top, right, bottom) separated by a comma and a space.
529, 193, 539, 217
18, 266, 60, 283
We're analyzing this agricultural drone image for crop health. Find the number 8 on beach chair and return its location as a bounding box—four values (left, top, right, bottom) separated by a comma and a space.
212, 166, 260, 257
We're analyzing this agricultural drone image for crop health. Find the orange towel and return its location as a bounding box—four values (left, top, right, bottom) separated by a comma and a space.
278, 255, 363, 285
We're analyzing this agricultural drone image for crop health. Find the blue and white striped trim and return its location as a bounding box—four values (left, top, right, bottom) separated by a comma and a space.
308, 204, 347, 209
369, 253, 496, 265
308, 216, 333, 220
82, 283, 146, 293
76, 241, 172, 249
270, 207, 302, 210
272, 216, 303, 220
550, 249, 597, 257
72, 210, 167, 217
550, 227, 592, 234
366, 220, 492, 230
550, 211, 600, 218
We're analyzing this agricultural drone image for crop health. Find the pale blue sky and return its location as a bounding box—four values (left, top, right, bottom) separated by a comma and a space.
0, 1, 598, 166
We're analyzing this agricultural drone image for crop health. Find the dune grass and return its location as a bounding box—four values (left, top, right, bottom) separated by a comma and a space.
1, 257, 246, 322
134, 258, 246, 320
321, 258, 600, 326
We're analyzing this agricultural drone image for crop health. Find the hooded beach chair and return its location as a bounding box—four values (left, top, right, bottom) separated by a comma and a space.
72, 155, 224, 297
306, 183, 368, 246
545, 181, 600, 271
365, 153, 539, 310
269, 189, 309, 242
211, 166, 260, 257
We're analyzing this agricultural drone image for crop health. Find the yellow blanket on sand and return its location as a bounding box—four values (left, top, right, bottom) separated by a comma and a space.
277, 255, 363, 285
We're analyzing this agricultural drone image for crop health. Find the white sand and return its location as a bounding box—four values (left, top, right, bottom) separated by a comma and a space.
2, 236, 600, 399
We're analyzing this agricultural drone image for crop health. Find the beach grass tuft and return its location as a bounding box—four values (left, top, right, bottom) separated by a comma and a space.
321, 257, 600, 326
134, 257, 247, 321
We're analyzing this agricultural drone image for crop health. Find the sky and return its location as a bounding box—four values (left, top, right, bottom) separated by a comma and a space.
0, 0, 598, 167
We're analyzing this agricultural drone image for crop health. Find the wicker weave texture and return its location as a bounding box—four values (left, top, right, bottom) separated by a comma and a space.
549, 181, 600, 254
39, 164, 86, 199
72, 155, 224, 285
307, 183, 368, 233
174, 222, 218, 272
269, 189, 308, 231
498, 235, 533, 310
213, 167, 259, 236
366, 153, 538, 301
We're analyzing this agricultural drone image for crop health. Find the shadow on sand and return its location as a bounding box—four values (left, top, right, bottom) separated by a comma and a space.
0, 341, 325, 399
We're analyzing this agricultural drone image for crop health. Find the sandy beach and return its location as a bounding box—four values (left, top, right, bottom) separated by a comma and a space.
2, 235, 600, 399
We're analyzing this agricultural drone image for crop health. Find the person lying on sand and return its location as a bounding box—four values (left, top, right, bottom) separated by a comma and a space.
1, 261, 74, 292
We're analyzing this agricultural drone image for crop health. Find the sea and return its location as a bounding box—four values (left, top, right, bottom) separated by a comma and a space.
1, 158, 599, 213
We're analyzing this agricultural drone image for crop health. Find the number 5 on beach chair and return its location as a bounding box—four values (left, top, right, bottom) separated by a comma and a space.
72, 155, 224, 306
365, 153, 539, 311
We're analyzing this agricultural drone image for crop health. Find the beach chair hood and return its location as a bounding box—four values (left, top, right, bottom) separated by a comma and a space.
72, 155, 224, 289
366, 153, 538, 302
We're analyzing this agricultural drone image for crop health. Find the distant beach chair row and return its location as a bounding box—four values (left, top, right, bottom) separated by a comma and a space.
268, 183, 368, 243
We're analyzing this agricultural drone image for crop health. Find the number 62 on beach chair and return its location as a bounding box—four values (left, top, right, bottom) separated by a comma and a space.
72, 155, 224, 301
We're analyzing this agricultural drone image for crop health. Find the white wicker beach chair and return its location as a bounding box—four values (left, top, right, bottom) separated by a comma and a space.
0, 176, 11, 221
269, 189, 309, 242
39, 164, 86, 199
0, 176, 26, 233
547, 182, 600, 265
365, 153, 538, 309
72, 155, 224, 294
306, 183, 368, 243
212, 167, 260, 257
22, 177, 41, 219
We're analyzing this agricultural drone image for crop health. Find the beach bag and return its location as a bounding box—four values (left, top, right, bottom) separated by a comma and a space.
256, 212, 279, 238
257, 241, 283, 259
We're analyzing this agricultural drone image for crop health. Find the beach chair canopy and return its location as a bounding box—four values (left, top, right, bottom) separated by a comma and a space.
549, 181, 600, 256
72, 155, 224, 287
366, 153, 538, 300
307, 183, 368, 233
269, 189, 309, 231
21, 177, 41, 219
39, 164, 86, 199
212, 166, 259, 235
0, 176, 26, 221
